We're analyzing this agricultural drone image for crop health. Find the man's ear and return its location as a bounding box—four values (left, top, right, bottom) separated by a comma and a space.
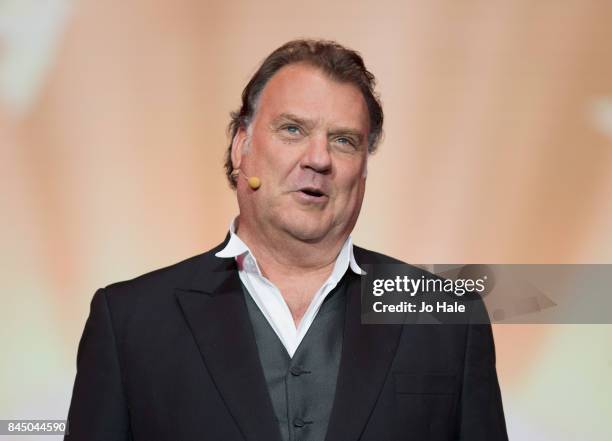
231, 126, 248, 170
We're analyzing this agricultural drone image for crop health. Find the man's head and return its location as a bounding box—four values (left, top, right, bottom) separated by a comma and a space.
226, 39, 383, 246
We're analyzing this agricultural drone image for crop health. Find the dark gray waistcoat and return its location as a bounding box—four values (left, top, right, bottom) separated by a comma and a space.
242, 278, 347, 441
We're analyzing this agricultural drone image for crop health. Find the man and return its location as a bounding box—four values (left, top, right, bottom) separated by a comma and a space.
65, 39, 508, 441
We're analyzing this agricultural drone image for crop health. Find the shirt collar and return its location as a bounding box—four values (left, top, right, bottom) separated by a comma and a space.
214, 217, 364, 278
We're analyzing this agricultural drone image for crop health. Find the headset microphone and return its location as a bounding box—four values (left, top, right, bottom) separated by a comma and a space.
235, 169, 261, 190
246, 175, 261, 190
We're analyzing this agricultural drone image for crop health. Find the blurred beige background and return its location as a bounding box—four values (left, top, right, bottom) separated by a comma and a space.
1, 0, 611, 439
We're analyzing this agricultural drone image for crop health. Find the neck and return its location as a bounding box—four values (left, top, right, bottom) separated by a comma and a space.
235, 216, 347, 282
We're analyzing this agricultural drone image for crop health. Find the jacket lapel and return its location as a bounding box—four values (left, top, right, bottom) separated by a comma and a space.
174, 239, 403, 441
325, 267, 404, 441
175, 248, 283, 441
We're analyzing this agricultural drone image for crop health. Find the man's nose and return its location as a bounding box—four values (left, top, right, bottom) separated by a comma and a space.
300, 133, 332, 174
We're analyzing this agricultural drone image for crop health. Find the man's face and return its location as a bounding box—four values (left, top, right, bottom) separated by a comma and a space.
232, 63, 370, 244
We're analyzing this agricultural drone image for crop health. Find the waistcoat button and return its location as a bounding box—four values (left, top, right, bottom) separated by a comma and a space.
290, 366, 305, 376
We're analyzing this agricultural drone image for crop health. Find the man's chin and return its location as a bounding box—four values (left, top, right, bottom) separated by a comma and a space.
280, 220, 331, 243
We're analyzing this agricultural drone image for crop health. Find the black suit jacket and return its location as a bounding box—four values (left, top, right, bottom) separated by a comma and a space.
65, 238, 508, 441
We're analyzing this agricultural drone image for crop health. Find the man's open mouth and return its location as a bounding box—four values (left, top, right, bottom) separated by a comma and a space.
299, 188, 327, 198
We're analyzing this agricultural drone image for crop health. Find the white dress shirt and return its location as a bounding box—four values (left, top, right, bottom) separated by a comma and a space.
215, 219, 363, 357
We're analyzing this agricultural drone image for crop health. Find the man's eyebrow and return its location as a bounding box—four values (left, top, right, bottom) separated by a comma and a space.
271, 113, 316, 130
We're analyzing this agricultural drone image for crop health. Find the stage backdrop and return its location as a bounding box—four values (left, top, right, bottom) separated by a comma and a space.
1, 1, 611, 440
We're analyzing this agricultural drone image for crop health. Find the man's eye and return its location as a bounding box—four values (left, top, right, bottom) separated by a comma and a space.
284, 125, 301, 135
335, 137, 355, 146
